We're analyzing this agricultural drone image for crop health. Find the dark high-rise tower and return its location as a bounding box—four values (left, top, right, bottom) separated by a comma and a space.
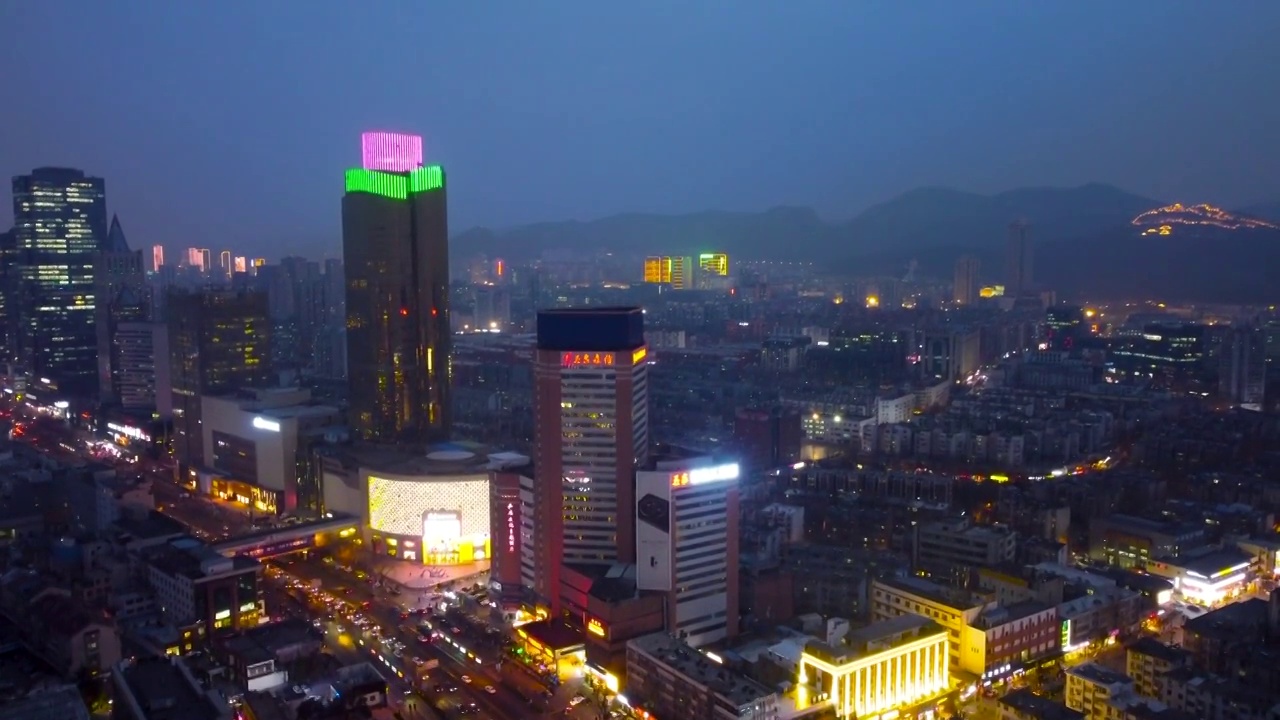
11, 167, 108, 395
953, 255, 980, 305
1219, 325, 1266, 411
342, 132, 451, 444
0, 228, 15, 361
95, 215, 149, 403
167, 288, 272, 476
1006, 220, 1033, 299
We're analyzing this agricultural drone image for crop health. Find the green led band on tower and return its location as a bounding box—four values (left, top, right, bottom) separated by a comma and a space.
409, 165, 445, 193
345, 166, 444, 200
345, 169, 407, 200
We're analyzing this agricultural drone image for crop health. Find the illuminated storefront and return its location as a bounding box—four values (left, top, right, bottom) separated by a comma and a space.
1175, 563, 1252, 606
211, 477, 281, 515
1148, 550, 1255, 607
515, 620, 585, 679
106, 421, 152, 448
365, 469, 491, 566
800, 616, 951, 720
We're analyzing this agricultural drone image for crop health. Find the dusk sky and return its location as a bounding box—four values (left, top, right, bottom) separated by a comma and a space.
3, 2, 1279, 259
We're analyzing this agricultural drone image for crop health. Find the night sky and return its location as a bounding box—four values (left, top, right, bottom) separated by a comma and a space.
3, 2, 1279, 259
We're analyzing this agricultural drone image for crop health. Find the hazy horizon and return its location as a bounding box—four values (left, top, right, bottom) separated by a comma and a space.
3, 2, 1279, 259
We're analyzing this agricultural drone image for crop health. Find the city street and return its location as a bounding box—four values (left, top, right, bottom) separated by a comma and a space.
7, 410, 618, 720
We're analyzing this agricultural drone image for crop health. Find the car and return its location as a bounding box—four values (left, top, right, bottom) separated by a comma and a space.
484, 685, 497, 695
569, 696, 587, 707
461, 675, 472, 683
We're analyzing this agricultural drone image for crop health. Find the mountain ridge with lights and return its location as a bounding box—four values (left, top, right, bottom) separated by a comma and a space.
1131, 202, 1279, 236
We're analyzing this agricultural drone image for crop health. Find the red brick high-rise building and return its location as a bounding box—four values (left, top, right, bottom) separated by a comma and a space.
529, 308, 649, 613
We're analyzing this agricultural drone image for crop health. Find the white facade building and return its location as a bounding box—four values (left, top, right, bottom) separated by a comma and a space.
201, 387, 339, 514
635, 459, 740, 647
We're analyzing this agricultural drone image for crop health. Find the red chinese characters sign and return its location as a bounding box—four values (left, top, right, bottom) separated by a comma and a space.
506, 502, 516, 553
561, 352, 616, 367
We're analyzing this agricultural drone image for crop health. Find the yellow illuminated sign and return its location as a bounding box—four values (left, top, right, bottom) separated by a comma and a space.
631, 347, 648, 365
561, 352, 616, 367
698, 252, 729, 276
587, 618, 606, 637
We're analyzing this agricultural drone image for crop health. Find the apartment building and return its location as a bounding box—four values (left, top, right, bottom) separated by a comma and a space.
626, 632, 778, 720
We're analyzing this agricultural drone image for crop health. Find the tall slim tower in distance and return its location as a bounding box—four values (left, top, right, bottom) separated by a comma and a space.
342, 131, 451, 445
1006, 220, 1033, 298
531, 307, 649, 612
1220, 325, 1266, 411
953, 255, 980, 305
0, 229, 15, 360
11, 167, 108, 395
95, 215, 148, 403
151, 244, 164, 273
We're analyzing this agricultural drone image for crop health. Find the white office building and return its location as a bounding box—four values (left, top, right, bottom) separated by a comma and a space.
201, 387, 340, 514
635, 458, 740, 647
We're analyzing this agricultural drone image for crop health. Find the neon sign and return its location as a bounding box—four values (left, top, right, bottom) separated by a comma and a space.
361, 131, 424, 172
108, 422, 150, 442
253, 416, 281, 432
561, 352, 615, 367
587, 618, 606, 637
631, 347, 648, 364
506, 502, 516, 554
672, 463, 740, 488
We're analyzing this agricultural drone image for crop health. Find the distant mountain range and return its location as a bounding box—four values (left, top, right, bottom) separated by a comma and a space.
452, 183, 1280, 303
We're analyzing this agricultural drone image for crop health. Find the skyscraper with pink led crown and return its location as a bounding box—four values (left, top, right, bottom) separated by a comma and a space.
342, 131, 451, 445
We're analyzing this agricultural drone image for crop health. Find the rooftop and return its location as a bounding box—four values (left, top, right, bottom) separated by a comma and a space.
629, 632, 775, 708
241, 692, 290, 720
518, 619, 584, 651
1067, 662, 1132, 688
1101, 568, 1174, 595
143, 537, 259, 581
1166, 548, 1253, 578
1127, 637, 1190, 666
33, 593, 107, 637
998, 688, 1084, 720
875, 575, 984, 610
805, 615, 946, 666
115, 511, 187, 541
116, 657, 227, 720
258, 404, 340, 421
1096, 514, 1203, 539
1182, 598, 1269, 640
220, 618, 321, 664
975, 600, 1053, 629
343, 441, 527, 477
920, 517, 1014, 540
0, 685, 90, 720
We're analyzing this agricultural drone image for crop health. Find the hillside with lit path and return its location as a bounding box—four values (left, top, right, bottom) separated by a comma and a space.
1131, 202, 1279, 236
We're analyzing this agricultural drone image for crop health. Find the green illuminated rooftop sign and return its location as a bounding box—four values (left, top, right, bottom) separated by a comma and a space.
410, 166, 444, 193
345, 165, 445, 200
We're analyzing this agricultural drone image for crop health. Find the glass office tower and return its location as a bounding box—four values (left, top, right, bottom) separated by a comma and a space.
342, 132, 451, 445
11, 167, 108, 395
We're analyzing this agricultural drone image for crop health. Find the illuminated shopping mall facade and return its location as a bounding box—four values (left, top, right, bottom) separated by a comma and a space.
319, 441, 528, 566
799, 614, 951, 720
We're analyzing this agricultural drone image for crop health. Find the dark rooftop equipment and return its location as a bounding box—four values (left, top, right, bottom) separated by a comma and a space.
536, 307, 644, 352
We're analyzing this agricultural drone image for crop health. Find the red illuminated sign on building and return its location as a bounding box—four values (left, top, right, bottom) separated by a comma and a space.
507, 502, 516, 553
561, 352, 616, 367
